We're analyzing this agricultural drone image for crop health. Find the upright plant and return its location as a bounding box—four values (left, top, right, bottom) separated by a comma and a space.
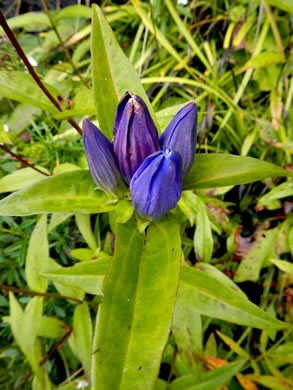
1, 4, 292, 390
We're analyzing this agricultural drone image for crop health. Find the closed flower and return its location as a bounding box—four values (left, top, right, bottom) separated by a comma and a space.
83, 93, 197, 220
113, 92, 160, 184
130, 148, 182, 220
82, 119, 123, 196
159, 102, 197, 176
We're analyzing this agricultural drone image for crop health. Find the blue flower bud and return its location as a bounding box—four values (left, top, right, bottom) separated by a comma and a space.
83, 119, 122, 196
130, 147, 182, 220
159, 102, 197, 177
113, 91, 160, 184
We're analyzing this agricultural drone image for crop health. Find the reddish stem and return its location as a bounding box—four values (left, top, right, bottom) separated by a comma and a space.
13, 328, 73, 390
0, 144, 50, 176
0, 10, 82, 135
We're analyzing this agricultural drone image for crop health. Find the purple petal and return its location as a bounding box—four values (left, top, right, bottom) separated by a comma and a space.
160, 102, 197, 177
113, 92, 160, 184
130, 147, 182, 220
83, 119, 122, 196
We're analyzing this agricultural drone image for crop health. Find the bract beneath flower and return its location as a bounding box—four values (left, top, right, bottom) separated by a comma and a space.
130, 147, 182, 220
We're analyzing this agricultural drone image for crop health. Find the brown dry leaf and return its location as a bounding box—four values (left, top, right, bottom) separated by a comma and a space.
203, 355, 228, 370
237, 373, 259, 390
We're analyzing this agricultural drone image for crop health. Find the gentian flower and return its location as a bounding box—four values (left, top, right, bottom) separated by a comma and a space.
159, 102, 197, 176
83, 92, 197, 220
113, 91, 160, 184
130, 148, 182, 220
83, 119, 123, 196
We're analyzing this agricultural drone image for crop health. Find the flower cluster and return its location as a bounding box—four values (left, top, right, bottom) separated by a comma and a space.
83, 92, 197, 220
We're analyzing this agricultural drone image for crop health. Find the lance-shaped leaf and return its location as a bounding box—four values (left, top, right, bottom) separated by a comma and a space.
43, 260, 286, 331
91, 216, 181, 390
0, 71, 60, 113
71, 303, 92, 379
0, 167, 50, 194
170, 359, 246, 390
9, 294, 52, 387
25, 214, 49, 293
91, 4, 157, 140
179, 264, 286, 330
0, 170, 117, 216
42, 258, 110, 296
183, 154, 293, 189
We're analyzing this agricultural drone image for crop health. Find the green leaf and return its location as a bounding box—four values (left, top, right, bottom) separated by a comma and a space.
91, 216, 181, 390
257, 181, 293, 209
266, 0, 293, 12
58, 381, 86, 390
204, 333, 217, 357
38, 316, 68, 339
0, 12, 50, 33
170, 360, 246, 390
179, 265, 286, 330
0, 167, 50, 194
0, 170, 117, 216
9, 294, 45, 377
48, 213, 73, 233
216, 331, 250, 360
195, 263, 247, 298
115, 200, 134, 224
70, 248, 96, 261
172, 301, 202, 377
252, 375, 292, 390
0, 71, 60, 113
43, 258, 110, 295
270, 259, 293, 279
234, 228, 278, 282
25, 215, 49, 293
53, 163, 80, 174
75, 214, 97, 250
155, 379, 168, 390
6, 103, 41, 135
55, 5, 92, 22
267, 341, 293, 363
52, 107, 96, 119
193, 197, 213, 262
47, 258, 85, 301
183, 154, 292, 190
91, 5, 157, 140
72, 303, 92, 379
243, 51, 286, 69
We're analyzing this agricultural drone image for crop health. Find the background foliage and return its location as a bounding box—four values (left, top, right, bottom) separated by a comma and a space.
0, 0, 293, 389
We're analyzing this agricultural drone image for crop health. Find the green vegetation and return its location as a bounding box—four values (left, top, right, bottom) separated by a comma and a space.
0, 1, 293, 389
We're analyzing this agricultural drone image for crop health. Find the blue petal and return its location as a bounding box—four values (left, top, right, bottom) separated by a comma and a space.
130, 148, 182, 220
159, 102, 197, 177
113, 92, 160, 184
83, 119, 122, 196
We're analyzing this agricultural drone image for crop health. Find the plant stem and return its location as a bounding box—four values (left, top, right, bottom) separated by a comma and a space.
0, 283, 100, 307
41, 0, 90, 89
0, 283, 82, 303
0, 144, 50, 176
13, 328, 73, 390
0, 10, 82, 136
